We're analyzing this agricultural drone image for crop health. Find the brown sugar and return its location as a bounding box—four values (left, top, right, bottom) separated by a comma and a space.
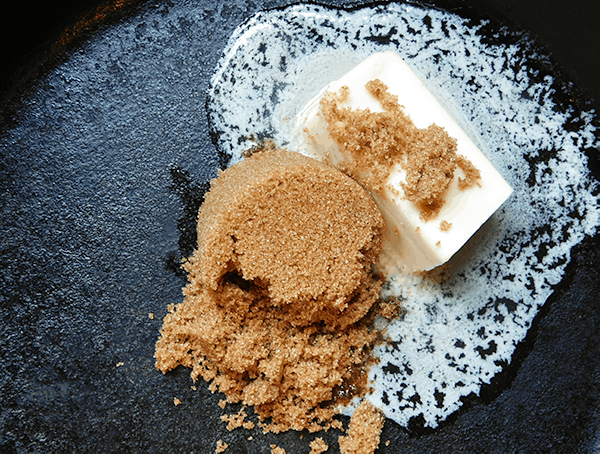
457, 155, 482, 190
309, 437, 329, 453
215, 440, 228, 453
192, 148, 383, 319
221, 409, 255, 430
440, 220, 452, 232
155, 148, 388, 434
320, 79, 481, 221
377, 296, 401, 320
338, 399, 384, 454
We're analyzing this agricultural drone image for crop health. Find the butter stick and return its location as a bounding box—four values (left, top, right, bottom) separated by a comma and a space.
297, 51, 513, 272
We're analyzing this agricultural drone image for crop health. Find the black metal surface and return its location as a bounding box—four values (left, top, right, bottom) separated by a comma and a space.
1, 1, 598, 452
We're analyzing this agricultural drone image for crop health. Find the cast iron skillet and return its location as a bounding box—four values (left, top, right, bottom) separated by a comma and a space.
1, 1, 598, 452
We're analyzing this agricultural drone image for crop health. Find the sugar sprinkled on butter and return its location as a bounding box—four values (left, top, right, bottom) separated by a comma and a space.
297, 51, 513, 272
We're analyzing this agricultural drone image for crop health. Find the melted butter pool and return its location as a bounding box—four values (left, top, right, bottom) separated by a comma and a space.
207, 3, 599, 428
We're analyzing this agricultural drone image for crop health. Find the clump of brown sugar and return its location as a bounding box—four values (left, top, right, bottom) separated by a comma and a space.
440, 220, 452, 232
320, 79, 480, 221
215, 440, 228, 453
221, 409, 255, 431
309, 437, 329, 454
155, 148, 388, 434
338, 399, 385, 454
377, 296, 402, 320
456, 155, 481, 190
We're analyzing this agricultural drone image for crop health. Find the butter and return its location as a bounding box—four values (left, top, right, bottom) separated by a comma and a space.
297, 51, 513, 272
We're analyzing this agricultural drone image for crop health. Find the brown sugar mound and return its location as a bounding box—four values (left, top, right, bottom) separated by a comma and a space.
155, 148, 386, 433
320, 79, 480, 221
195, 147, 384, 321
338, 400, 385, 454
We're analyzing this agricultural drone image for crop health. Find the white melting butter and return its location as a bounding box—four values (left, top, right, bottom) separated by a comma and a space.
297, 51, 513, 272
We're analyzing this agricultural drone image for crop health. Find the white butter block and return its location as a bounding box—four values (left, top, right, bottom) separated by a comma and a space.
297, 51, 513, 272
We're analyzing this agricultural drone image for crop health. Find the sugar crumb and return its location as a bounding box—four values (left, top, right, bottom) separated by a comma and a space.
440, 220, 452, 232
331, 420, 344, 431
338, 400, 384, 454
221, 409, 255, 431
215, 440, 228, 453
377, 297, 401, 320
173, 397, 182, 406
457, 155, 482, 190
116, 362, 124, 367
148, 312, 154, 320
309, 437, 329, 453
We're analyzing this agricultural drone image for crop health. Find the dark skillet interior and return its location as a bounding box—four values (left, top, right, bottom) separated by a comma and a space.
0, 1, 598, 452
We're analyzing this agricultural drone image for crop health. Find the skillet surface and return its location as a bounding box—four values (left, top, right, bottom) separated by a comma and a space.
1, 0, 598, 452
